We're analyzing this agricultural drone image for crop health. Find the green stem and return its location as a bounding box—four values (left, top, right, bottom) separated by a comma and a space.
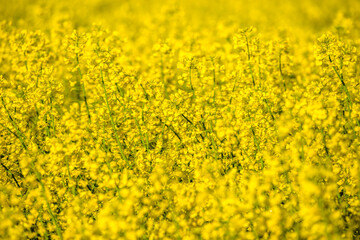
245, 36, 255, 87
279, 52, 286, 89
1, 97, 28, 150
189, 58, 195, 96
263, 99, 275, 121
100, 70, 129, 166
1, 163, 21, 188
32, 162, 63, 240
75, 36, 91, 123
329, 55, 352, 111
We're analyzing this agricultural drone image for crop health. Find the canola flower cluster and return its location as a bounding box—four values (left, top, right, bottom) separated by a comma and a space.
1, 0, 360, 239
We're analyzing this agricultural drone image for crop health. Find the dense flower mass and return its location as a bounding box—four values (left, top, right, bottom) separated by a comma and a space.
1, 0, 360, 239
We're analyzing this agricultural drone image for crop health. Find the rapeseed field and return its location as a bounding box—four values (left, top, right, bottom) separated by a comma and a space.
1, 0, 360, 239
